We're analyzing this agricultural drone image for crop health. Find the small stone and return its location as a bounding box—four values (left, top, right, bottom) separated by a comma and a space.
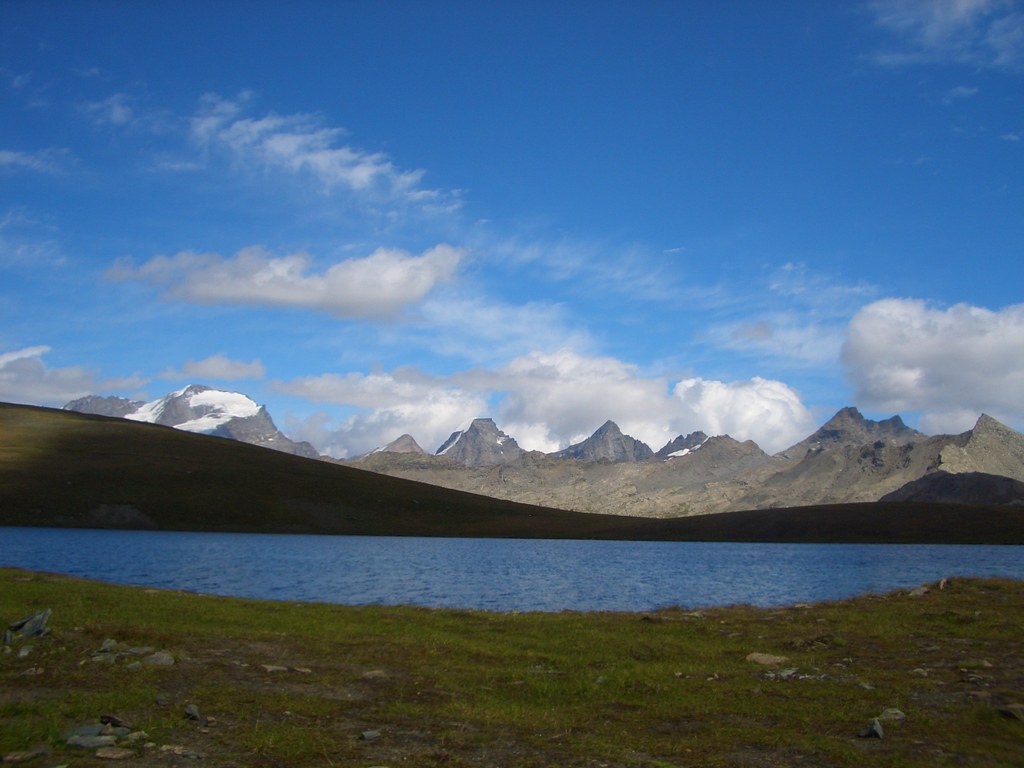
908, 586, 929, 598
879, 708, 905, 722
184, 704, 201, 721
17, 645, 32, 658
143, 651, 174, 666
124, 732, 148, 743
777, 667, 798, 680
939, 577, 948, 589
859, 719, 884, 739
360, 730, 382, 741
293, 667, 312, 674
155, 694, 168, 707
968, 690, 992, 701
64, 725, 103, 739
17, 667, 43, 677
204, 717, 217, 727
1, 744, 52, 763
911, 668, 928, 677
793, 603, 812, 609
858, 682, 875, 690
7, 609, 51, 640
67, 735, 117, 749
745, 653, 788, 666
997, 704, 1024, 721
125, 662, 141, 670
99, 639, 117, 652
361, 669, 388, 679
126, 646, 154, 655
99, 723, 115, 736
261, 664, 288, 673
94, 747, 134, 760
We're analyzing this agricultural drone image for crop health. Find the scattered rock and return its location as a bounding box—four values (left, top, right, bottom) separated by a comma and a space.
6, 609, 52, 642
997, 704, 1024, 721
261, 664, 288, 673
294, 667, 312, 674
99, 638, 117, 652
17, 645, 32, 659
908, 586, 929, 598
859, 719, 884, 739
94, 747, 134, 760
939, 577, 948, 589
911, 668, 928, 677
155, 695, 168, 707
745, 653, 788, 666
1, 744, 52, 764
17, 667, 43, 677
968, 690, 992, 701
143, 651, 174, 666
361, 669, 388, 679
360, 730, 382, 741
125, 662, 141, 670
857, 682, 875, 690
879, 708, 905, 722
184, 704, 201, 721
100, 712, 130, 729
124, 732, 148, 743
126, 646, 154, 655
793, 603, 812, 609
204, 717, 217, 727
160, 745, 205, 759
67, 735, 117, 749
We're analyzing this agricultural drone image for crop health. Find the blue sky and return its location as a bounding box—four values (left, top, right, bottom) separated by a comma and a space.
2, 0, 1022, 457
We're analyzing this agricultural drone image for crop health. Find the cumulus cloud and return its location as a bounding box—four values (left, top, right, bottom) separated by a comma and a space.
0, 346, 146, 407
277, 348, 817, 458
869, 0, 1024, 69
106, 243, 464, 320
672, 377, 817, 451
842, 298, 1024, 433
160, 354, 266, 381
189, 93, 456, 209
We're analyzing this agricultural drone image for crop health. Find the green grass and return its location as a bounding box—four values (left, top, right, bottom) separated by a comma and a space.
2, 568, 1023, 767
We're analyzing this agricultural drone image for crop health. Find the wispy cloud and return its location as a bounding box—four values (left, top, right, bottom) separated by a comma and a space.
84, 93, 133, 126
106, 244, 465, 320
160, 354, 266, 382
189, 93, 459, 211
869, 0, 1024, 69
0, 148, 71, 174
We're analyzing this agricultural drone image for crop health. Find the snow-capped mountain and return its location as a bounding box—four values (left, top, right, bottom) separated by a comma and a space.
64, 385, 319, 459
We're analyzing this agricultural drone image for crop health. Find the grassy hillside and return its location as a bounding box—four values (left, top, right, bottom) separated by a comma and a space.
2, 401, 1024, 543
2, 568, 1023, 767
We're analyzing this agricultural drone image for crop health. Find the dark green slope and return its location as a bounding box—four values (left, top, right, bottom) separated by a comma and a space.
2, 402, 1023, 543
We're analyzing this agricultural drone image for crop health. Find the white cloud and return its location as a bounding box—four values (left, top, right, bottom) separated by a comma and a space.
277, 348, 817, 457
160, 354, 266, 381
672, 377, 817, 453
0, 346, 147, 407
277, 369, 488, 457
106, 243, 464, 320
870, 0, 1024, 69
842, 298, 1024, 432
943, 84, 980, 102
0, 148, 69, 174
85, 94, 133, 126
190, 93, 456, 208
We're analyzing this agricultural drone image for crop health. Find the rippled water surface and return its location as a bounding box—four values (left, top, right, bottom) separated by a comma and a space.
2, 527, 1022, 611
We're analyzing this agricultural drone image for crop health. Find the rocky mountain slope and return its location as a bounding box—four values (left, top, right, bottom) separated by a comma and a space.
436, 418, 525, 467
347, 409, 1024, 517
64, 385, 318, 459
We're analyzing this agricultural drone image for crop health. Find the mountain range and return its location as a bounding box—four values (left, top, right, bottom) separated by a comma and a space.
65, 385, 318, 459
60, 384, 1024, 517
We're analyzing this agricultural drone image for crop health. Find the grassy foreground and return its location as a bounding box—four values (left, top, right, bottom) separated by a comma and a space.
2, 568, 1023, 767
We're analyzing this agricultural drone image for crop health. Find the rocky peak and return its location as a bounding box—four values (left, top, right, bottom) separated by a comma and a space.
552, 420, 654, 462
777, 406, 922, 459
373, 434, 427, 455
64, 395, 145, 418
655, 431, 710, 459
435, 418, 524, 466
937, 413, 1024, 482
